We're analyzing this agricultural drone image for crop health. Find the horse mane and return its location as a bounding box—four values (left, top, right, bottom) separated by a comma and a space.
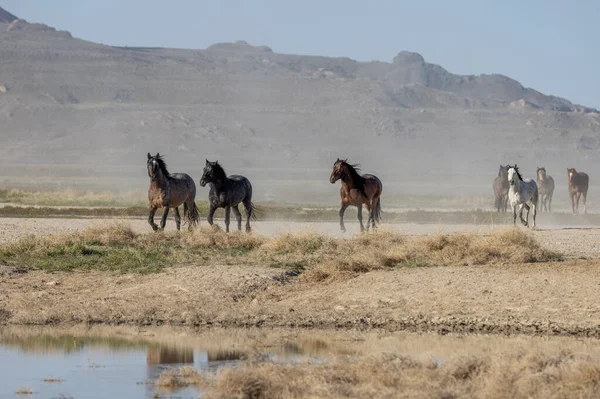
341, 160, 368, 197
211, 161, 228, 182
155, 155, 171, 178
509, 164, 523, 181
342, 161, 362, 179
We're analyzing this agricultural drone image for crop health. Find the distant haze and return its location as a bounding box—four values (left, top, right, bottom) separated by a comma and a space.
0, 5, 599, 206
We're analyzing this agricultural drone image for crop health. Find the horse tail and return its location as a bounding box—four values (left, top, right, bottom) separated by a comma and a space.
375, 197, 383, 223
184, 201, 200, 228
248, 201, 259, 221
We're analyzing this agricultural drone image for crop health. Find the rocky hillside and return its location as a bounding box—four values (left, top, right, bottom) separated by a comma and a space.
0, 7, 599, 200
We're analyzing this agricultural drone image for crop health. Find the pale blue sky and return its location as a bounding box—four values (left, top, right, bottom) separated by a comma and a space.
4, 0, 599, 108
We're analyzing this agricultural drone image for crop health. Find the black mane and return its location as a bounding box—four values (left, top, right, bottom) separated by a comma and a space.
509, 164, 523, 181
154, 155, 171, 178
211, 161, 228, 182
341, 160, 367, 196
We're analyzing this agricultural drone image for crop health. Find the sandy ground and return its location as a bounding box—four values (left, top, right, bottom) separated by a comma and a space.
3, 217, 600, 335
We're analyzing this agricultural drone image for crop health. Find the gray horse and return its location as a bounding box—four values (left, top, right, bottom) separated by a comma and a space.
508, 164, 538, 228
536, 167, 555, 212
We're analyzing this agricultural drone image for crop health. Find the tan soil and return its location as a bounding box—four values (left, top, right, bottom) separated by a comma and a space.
2, 218, 600, 336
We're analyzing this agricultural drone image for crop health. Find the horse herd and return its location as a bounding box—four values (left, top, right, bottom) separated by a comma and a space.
147, 153, 382, 233
147, 152, 591, 233
493, 164, 590, 228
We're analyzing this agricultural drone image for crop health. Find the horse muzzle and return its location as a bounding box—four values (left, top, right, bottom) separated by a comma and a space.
329, 177, 336, 184
509, 180, 515, 186
199, 179, 206, 187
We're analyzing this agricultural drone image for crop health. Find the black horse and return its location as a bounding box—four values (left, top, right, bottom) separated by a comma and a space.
199, 160, 256, 233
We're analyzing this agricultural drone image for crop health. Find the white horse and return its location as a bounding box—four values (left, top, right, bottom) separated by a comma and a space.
507, 165, 538, 228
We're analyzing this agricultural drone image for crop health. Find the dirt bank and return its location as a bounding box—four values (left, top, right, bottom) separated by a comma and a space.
2, 258, 600, 336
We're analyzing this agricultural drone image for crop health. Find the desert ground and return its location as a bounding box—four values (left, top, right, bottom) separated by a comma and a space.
3, 207, 600, 398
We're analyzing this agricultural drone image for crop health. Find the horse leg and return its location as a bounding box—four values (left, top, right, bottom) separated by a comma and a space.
532, 202, 537, 229
571, 193, 576, 215
519, 204, 529, 227
583, 192, 588, 214
207, 205, 217, 226
232, 205, 242, 231
357, 203, 365, 232
503, 195, 508, 212
160, 206, 170, 230
339, 204, 348, 233
224, 206, 231, 233
148, 207, 159, 232
243, 199, 252, 233
548, 193, 553, 213
576, 192, 581, 215
512, 205, 517, 225
174, 207, 181, 231
365, 202, 373, 232
523, 204, 531, 227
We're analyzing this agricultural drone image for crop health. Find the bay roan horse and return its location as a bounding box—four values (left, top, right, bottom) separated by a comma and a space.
567, 168, 589, 214
507, 164, 538, 228
536, 167, 555, 212
493, 165, 509, 212
330, 159, 383, 232
200, 160, 256, 233
147, 153, 200, 231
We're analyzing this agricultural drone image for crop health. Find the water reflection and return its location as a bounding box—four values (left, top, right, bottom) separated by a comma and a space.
146, 347, 194, 364
0, 330, 329, 399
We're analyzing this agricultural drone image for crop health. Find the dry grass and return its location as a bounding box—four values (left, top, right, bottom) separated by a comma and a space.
0, 223, 560, 276
15, 387, 33, 396
0, 188, 144, 206
43, 377, 63, 383
155, 366, 207, 390
299, 228, 561, 283
163, 349, 600, 399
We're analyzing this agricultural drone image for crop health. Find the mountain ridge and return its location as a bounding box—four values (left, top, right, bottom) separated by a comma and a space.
0, 8, 599, 200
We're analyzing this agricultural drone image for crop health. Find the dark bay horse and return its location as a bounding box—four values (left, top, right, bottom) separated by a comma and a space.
536, 167, 555, 212
147, 152, 200, 231
200, 160, 256, 233
492, 165, 509, 212
330, 159, 383, 232
567, 168, 589, 214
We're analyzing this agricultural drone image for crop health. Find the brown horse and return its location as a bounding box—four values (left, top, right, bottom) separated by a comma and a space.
147, 152, 200, 231
492, 165, 509, 212
330, 158, 383, 232
536, 167, 555, 212
567, 168, 589, 214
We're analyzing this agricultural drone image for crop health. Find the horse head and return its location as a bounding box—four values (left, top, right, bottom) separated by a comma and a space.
147, 152, 161, 180
567, 168, 577, 186
537, 167, 547, 180
330, 158, 347, 184
507, 164, 522, 187
200, 159, 223, 187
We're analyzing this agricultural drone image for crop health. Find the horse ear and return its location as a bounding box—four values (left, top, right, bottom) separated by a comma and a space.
147, 153, 151, 160
343, 158, 348, 162
156, 152, 160, 158
206, 159, 209, 164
